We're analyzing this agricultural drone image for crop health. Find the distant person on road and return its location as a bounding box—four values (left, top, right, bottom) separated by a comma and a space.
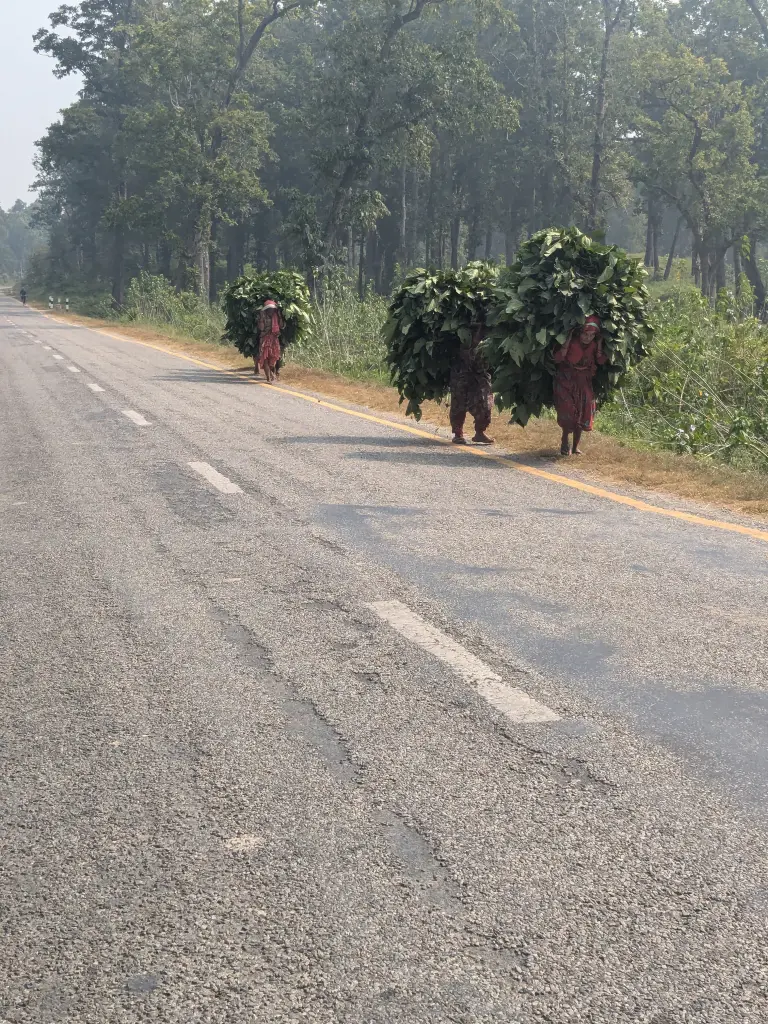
553, 314, 608, 456
20, 288, 27, 305
450, 319, 494, 445
256, 298, 284, 384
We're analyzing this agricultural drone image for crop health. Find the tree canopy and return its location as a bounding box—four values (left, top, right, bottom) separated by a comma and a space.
28, 0, 768, 306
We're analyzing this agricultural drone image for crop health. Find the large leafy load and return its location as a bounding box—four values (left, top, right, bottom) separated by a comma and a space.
221, 270, 312, 358
383, 262, 499, 419
486, 228, 652, 425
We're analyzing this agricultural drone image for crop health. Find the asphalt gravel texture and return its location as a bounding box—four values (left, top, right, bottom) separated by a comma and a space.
1, 296, 767, 1023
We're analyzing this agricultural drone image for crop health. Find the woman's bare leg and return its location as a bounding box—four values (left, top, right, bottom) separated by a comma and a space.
572, 429, 583, 454
560, 430, 570, 456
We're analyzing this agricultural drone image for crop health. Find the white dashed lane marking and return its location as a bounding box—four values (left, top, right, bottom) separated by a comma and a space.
52, 354, 64, 361
188, 462, 242, 494
43, 345, 52, 351
122, 410, 151, 426
67, 365, 81, 373
368, 600, 560, 725
85, 381, 104, 393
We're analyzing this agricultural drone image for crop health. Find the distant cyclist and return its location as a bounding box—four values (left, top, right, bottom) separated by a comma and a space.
20, 287, 27, 305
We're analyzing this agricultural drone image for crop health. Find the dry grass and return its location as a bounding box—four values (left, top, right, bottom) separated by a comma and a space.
42, 307, 768, 520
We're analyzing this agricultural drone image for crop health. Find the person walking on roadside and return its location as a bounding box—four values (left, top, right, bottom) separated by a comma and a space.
255, 299, 284, 383
553, 314, 608, 456
19, 287, 27, 306
450, 320, 494, 445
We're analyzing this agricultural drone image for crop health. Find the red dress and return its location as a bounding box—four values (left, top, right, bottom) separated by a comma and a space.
257, 307, 282, 370
553, 332, 607, 432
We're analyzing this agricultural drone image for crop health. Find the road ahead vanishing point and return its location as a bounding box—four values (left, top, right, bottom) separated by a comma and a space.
2, 294, 767, 1023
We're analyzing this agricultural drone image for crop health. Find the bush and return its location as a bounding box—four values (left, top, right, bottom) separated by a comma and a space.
291, 287, 390, 381
600, 291, 768, 469
122, 272, 225, 343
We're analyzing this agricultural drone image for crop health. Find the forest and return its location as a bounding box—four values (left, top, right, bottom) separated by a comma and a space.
26, 0, 768, 309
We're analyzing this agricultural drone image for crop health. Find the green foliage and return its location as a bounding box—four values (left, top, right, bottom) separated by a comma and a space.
382, 262, 499, 419
601, 291, 768, 470
486, 228, 653, 425
221, 270, 313, 358
123, 272, 225, 342
293, 288, 390, 382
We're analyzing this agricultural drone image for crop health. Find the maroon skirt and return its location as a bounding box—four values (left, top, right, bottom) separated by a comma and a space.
553, 365, 596, 432
259, 333, 281, 369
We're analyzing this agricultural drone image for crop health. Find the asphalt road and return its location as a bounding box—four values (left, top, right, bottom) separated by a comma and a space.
2, 295, 767, 1023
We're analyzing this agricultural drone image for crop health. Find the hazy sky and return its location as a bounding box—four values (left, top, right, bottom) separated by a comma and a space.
0, 1, 81, 209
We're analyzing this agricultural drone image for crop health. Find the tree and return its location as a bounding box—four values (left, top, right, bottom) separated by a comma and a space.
637, 47, 765, 297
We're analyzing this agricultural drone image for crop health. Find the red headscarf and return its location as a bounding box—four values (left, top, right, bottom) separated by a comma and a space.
583, 314, 600, 332
261, 299, 281, 337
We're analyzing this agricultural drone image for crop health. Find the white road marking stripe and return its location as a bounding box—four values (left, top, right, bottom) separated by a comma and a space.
85, 381, 104, 393
122, 409, 151, 426
67, 365, 80, 373
43, 345, 52, 351
52, 354, 64, 360
188, 461, 242, 494
368, 600, 560, 725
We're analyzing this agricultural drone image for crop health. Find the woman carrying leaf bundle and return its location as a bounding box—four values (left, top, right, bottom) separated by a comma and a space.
256, 299, 285, 383
553, 314, 607, 456
450, 320, 494, 445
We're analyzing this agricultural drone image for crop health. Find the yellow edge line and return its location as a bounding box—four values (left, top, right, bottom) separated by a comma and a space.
47, 313, 768, 544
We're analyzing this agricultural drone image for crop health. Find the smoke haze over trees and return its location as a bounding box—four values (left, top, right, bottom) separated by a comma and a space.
27, 0, 768, 308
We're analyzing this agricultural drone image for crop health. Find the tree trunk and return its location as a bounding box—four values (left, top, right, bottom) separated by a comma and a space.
505, 224, 517, 266
450, 215, 460, 270
700, 246, 710, 299
485, 225, 493, 260
663, 216, 683, 281
466, 209, 481, 262
209, 221, 219, 305
744, 235, 766, 317
425, 156, 436, 266
733, 243, 742, 295
358, 235, 365, 300
347, 231, 355, 280
408, 168, 419, 266
652, 220, 660, 278
194, 211, 212, 301
587, 0, 624, 233
644, 203, 653, 267
715, 254, 727, 295
399, 161, 407, 269
111, 224, 125, 308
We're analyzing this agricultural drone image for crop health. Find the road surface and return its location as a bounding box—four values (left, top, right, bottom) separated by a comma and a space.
2, 295, 767, 1023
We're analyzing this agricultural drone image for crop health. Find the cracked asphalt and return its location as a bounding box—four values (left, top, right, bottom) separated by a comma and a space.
1, 296, 767, 1023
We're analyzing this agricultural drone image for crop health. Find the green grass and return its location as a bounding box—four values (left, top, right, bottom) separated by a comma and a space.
289, 288, 390, 383
600, 291, 768, 471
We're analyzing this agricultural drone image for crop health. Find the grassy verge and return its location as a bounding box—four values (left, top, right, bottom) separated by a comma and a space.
36, 301, 768, 520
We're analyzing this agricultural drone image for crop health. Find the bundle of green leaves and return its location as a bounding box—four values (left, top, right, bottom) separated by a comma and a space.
221, 270, 313, 358
485, 228, 653, 425
383, 262, 499, 419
